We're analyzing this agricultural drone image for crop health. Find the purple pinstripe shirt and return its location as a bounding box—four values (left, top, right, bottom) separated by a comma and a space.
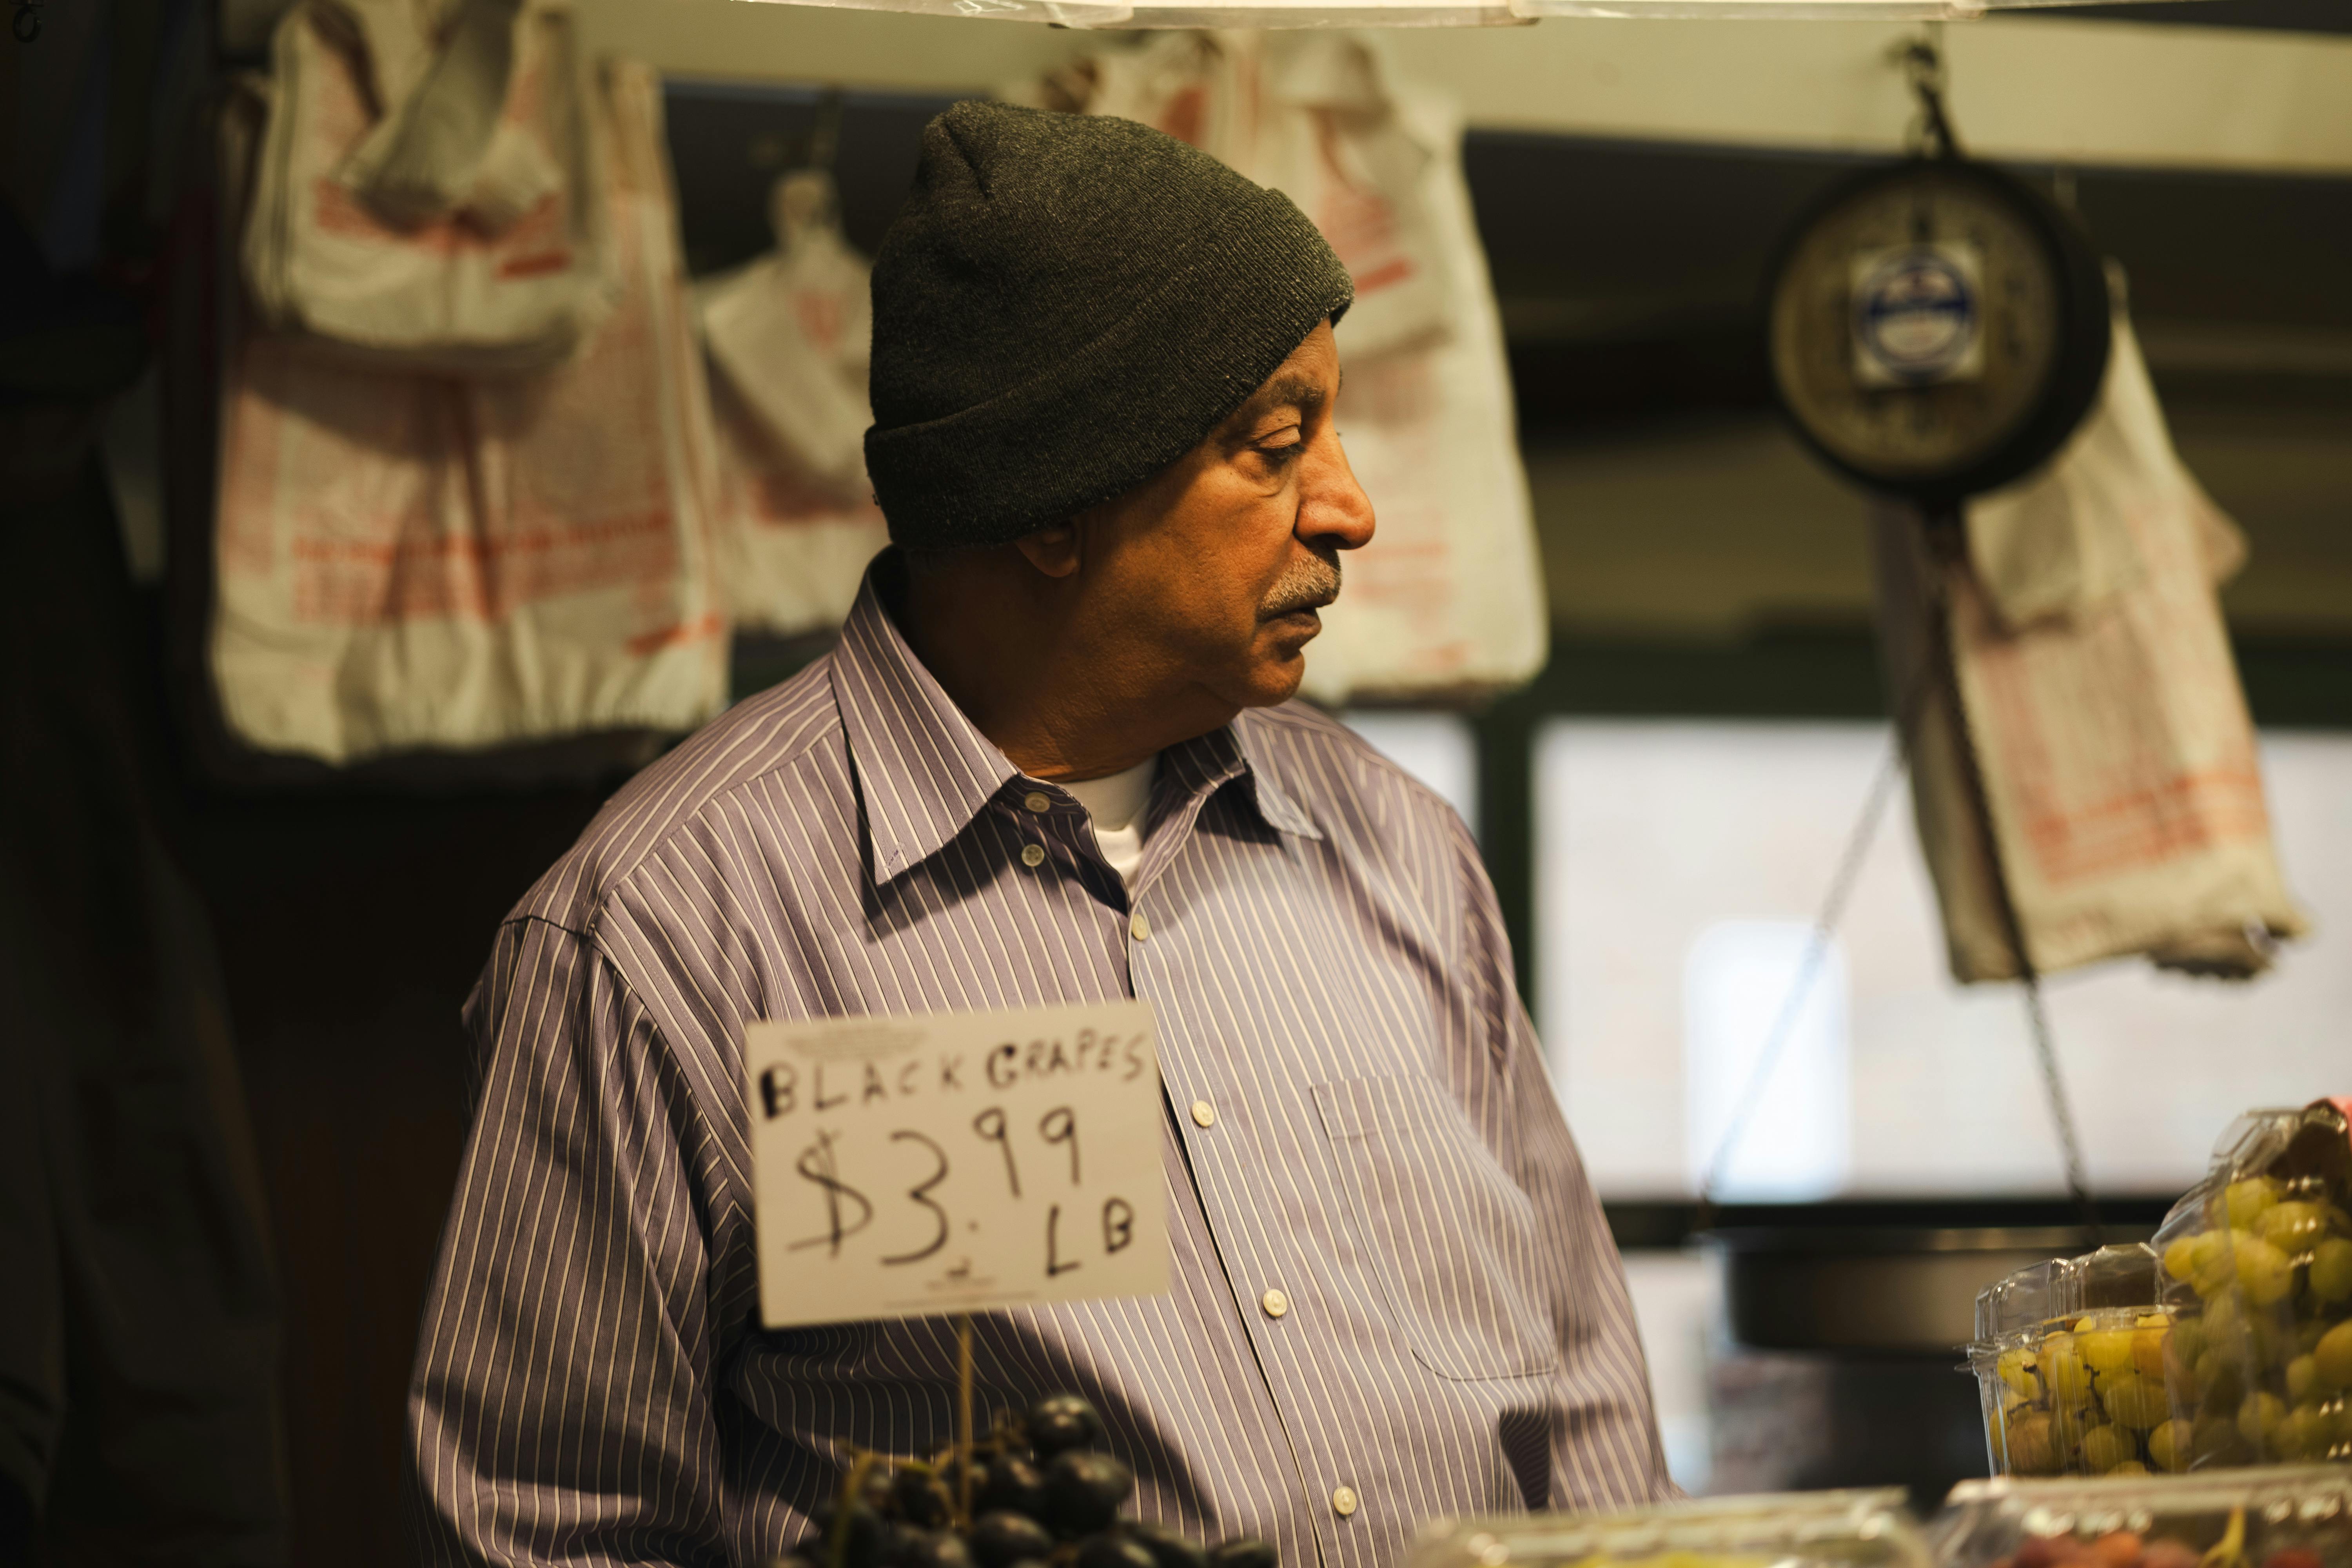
407, 569, 1670, 1568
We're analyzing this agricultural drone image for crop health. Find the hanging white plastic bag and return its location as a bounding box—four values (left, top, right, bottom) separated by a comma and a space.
241, 0, 612, 373
1030, 31, 1546, 701
702, 171, 872, 492
214, 58, 728, 763
333, 0, 559, 229
1877, 310, 2308, 981
696, 168, 889, 636
1963, 275, 2246, 633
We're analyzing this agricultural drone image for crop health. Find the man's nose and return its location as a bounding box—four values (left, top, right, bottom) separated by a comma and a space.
1299, 431, 1376, 553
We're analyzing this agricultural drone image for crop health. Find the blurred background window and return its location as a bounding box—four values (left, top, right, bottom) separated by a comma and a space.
1536, 719, 2352, 1201
1681, 918, 1851, 1202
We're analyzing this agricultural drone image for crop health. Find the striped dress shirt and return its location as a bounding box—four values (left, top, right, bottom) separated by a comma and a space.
407, 571, 1670, 1568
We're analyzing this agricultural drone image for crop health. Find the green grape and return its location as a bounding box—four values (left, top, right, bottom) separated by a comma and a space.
2287, 1353, 2320, 1405
2080, 1327, 2137, 1376
2195, 1345, 2247, 1407
2105, 1459, 2151, 1476
2000, 1390, 2042, 1451
2203, 1287, 2246, 1347
2147, 1418, 2192, 1473
2283, 1401, 2334, 1461
2080, 1423, 2137, 1471
1996, 1347, 2041, 1401
2192, 1412, 2250, 1465
2160, 1356, 2198, 1414
2317, 1320, 2352, 1391
2180, 1231, 2237, 1298
2003, 1412, 2057, 1475
2102, 1372, 2169, 1430
2049, 1401, 2092, 1462
2201, 1303, 2255, 1360
2254, 1313, 2293, 1372
2235, 1233, 2297, 1307
2256, 1201, 2328, 1252
2226, 1178, 2284, 1228
2042, 1335, 2094, 1403
2238, 1391, 2288, 1453
2310, 1238, 2352, 1305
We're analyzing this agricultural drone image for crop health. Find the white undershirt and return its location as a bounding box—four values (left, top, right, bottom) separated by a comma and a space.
1060, 755, 1158, 884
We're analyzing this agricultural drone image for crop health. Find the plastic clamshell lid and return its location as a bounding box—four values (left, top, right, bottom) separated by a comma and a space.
1405, 1489, 1931, 1568
1971, 1243, 2161, 1346
1936, 1466, 2352, 1559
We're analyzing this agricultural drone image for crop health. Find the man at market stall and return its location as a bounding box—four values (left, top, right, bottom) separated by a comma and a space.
407, 101, 1670, 1568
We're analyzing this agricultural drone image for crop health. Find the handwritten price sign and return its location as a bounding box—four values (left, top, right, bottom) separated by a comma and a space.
745, 1000, 1169, 1329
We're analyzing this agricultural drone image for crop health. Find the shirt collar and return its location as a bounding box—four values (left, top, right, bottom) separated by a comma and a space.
830, 567, 1019, 884
829, 562, 1321, 885
1165, 713, 1322, 844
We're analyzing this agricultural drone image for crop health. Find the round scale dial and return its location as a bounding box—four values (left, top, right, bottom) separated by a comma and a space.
1767, 159, 2110, 503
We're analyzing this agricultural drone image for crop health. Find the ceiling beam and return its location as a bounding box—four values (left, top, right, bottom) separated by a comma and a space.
579, 0, 2352, 174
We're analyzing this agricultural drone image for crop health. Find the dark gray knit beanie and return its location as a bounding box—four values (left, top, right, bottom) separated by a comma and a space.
864, 101, 1353, 549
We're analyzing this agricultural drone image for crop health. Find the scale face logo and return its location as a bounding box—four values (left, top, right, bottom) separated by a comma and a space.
1850, 241, 1985, 388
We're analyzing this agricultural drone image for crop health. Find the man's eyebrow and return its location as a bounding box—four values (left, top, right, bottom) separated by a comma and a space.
1233, 373, 1328, 428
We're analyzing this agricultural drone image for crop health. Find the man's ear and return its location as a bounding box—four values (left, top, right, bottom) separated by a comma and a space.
1013, 521, 1082, 580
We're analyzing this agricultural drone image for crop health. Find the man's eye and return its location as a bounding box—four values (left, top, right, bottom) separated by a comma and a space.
1258, 433, 1305, 464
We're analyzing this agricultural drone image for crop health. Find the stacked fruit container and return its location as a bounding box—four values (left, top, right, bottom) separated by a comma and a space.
1934, 1465, 2352, 1568
1966, 1245, 2178, 1476
2149, 1101, 2352, 1468
1403, 1487, 1931, 1568
1403, 1468, 2352, 1568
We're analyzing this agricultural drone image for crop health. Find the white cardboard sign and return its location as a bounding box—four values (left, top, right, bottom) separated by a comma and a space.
746, 1000, 1168, 1329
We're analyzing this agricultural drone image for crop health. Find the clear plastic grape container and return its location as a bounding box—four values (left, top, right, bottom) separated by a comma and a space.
2150, 1100, 2352, 1468
1402, 1488, 1931, 1568
1933, 1464, 2352, 1568
1966, 1243, 2173, 1476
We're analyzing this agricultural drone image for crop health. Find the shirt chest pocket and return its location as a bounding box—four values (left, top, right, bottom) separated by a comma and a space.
1313, 1074, 1562, 1382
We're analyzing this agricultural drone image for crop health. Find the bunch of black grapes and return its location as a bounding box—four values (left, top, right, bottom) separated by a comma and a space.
774, 1394, 1276, 1568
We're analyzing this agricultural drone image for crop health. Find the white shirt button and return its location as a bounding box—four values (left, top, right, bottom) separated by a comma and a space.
1020, 844, 1046, 869
1259, 1288, 1289, 1319
1331, 1486, 1359, 1518
1129, 911, 1151, 942
1023, 792, 1051, 814
1189, 1100, 1216, 1129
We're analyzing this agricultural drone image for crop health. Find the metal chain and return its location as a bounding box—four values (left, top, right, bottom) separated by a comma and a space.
1695, 513, 2101, 1237
1895, 29, 1963, 161
2018, 973, 2095, 1223
1918, 510, 2100, 1234
1693, 718, 1912, 1228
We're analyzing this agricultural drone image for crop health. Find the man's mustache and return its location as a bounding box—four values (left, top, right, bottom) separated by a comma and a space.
1261, 554, 1342, 618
